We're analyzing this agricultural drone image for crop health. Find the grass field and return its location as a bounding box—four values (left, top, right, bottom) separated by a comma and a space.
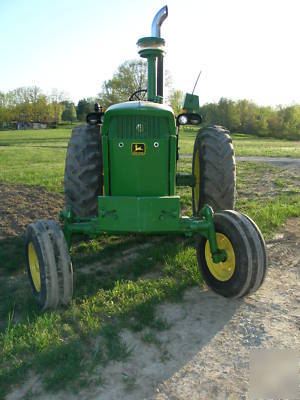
179, 128, 300, 157
0, 127, 300, 398
1, 128, 299, 193
0, 128, 72, 192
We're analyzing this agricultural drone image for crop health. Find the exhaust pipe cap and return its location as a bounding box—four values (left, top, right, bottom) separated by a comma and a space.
151, 5, 168, 38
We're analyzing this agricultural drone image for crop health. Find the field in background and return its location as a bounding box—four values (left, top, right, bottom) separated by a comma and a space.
0, 127, 300, 398
0, 128, 72, 192
1, 128, 300, 194
180, 128, 300, 157
1, 128, 299, 194
0, 127, 299, 237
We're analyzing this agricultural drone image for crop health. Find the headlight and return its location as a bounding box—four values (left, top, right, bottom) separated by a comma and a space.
178, 115, 188, 125
176, 113, 202, 126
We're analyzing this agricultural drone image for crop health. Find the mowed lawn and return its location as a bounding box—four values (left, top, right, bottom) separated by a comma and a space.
179, 128, 300, 157
0, 128, 72, 192
1, 127, 300, 193
0, 126, 300, 398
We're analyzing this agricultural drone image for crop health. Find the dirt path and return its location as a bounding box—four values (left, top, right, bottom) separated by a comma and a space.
0, 184, 63, 239
180, 154, 300, 169
8, 218, 299, 400
236, 156, 300, 169
90, 219, 300, 400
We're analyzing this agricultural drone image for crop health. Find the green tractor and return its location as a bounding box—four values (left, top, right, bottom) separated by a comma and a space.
25, 6, 267, 310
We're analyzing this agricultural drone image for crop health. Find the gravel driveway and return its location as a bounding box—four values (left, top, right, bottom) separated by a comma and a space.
236, 156, 300, 170
180, 154, 300, 170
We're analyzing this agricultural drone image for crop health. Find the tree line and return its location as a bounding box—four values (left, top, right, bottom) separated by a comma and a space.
0, 87, 77, 126
1, 59, 299, 139
199, 98, 300, 140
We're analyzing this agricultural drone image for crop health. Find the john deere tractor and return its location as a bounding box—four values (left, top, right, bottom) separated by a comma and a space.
25, 6, 267, 309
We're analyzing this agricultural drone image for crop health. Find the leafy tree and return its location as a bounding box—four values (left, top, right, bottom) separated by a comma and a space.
277, 105, 300, 137
76, 98, 95, 121
200, 99, 300, 139
215, 98, 241, 131
0, 92, 9, 124
98, 59, 147, 107
62, 102, 77, 123
168, 89, 183, 115
34, 95, 50, 122
0, 84, 299, 139
47, 89, 66, 124
48, 102, 63, 124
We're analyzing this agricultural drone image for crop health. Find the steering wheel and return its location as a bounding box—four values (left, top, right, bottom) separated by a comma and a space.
129, 89, 147, 101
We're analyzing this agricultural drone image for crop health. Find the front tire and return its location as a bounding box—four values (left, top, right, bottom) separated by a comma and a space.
25, 220, 73, 309
197, 211, 267, 298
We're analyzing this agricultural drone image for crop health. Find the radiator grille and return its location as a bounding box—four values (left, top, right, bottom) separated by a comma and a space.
108, 115, 169, 139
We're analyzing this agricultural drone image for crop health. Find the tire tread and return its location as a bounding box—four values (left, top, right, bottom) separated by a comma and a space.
64, 124, 103, 216
192, 125, 236, 214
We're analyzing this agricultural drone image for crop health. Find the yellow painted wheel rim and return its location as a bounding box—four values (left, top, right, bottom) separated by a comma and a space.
194, 149, 200, 212
28, 242, 41, 292
205, 233, 235, 281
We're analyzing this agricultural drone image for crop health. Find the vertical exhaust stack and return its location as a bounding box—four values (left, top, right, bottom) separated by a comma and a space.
151, 6, 168, 99
137, 6, 168, 102
151, 5, 168, 38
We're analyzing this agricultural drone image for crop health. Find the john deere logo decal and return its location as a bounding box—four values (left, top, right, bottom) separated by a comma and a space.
131, 143, 146, 155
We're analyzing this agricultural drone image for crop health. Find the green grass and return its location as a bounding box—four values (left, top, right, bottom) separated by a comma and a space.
0, 128, 300, 398
176, 160, 300, 239
0, 128, 72, 192
237, 195, 300, 237
0, 239, 200, 398
1, 128, 299, 194
179, 128, 300, 157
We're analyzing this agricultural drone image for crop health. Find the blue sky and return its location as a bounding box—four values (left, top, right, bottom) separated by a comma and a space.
1, 0, 299, 106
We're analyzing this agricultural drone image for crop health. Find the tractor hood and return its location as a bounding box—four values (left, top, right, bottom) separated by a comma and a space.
104, 100, 174, 118
102, 101, 175, 136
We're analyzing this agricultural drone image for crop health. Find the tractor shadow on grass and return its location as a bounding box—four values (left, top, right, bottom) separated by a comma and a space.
1, 235, 243, 400
0, 234, 42, 331
3, 284, 243, 400
53, 237, 243, 399
0, 235, 26, 276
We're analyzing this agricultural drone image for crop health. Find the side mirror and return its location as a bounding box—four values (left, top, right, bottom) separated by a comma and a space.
176, 113, 202, 127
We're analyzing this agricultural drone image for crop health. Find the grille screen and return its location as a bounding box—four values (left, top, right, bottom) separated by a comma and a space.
108, 115, 169, 139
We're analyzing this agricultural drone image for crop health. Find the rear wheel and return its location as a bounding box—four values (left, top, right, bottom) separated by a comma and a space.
197, 211, 266, 298
192, 125, 236, 215
64, 124, 103, 217
25, 220, 73, 309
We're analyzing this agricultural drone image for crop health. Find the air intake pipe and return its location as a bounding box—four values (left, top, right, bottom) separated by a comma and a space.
151, 5, 168, 98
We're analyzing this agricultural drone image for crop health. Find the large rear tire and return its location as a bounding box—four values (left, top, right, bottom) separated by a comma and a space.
192, 125, 236, 215
64, 124, 103, 217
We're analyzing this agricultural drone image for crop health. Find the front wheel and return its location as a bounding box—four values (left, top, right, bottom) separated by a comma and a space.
25, 220, 73, 309
197, 211, 267, 298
